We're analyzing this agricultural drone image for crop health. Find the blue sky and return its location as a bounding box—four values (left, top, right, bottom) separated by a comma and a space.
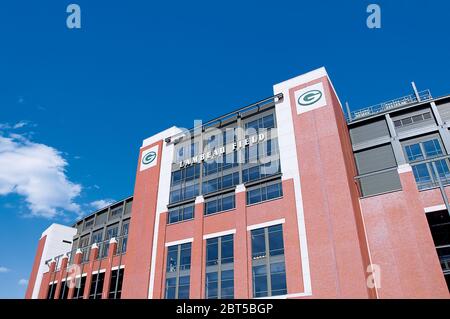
0, 0, 449, 298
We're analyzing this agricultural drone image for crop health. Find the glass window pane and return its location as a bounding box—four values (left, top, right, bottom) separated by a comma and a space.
270, 262, 287, 296
405, 143, 424, 161
423, 139, 443, 158
251, 230, 266, 259
253, 265, 268, 297
266, 183, 281, 200
180, 244, 191, 270
221, 236, 234, 264
248, 188, 261, 205
222, 195, 235, 211
268, 225, 284, 256
206, 239, 219, 266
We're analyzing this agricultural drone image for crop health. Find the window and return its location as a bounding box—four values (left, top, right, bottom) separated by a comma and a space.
101, 224, 119, 258
394, 112, 432, 128
59, 281, 69, 299
242, 160, 281, 184
91, 230, 103, 245
403, 137, 450, 190
83, 218, 94, 231
79, 235, 89, 248
165, 243, 191, 299
204, 193, 235, 215
108, 268, 124, 299
205, 235, 234, 299
95, 211, 107, 226
124, 200, 132, 215
89, 272, 105, 299
425, 210, 450, 291
170, 165, 201, 203
72, 276, 86, 299
47, 282, 57, 299
167, 203, 194, 224
246, 179, 283, 205
244, 114, 275, 136
109, 206, 123, 220
202, 172, 239, 195
251, 224, 287, 297
118, 221, 129, 254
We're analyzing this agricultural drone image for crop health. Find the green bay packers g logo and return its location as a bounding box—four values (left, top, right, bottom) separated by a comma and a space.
298, 90, 322, 106
142, 151, 157, 165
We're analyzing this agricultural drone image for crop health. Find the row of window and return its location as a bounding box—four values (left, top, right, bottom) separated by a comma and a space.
403, 137, 450, 190
170, 158, 280, 204
174, 113, 276, 164
167, 180, 283, 224
393, 111, 432, 128
47, 269, 124, 299
164, 224, 287, 299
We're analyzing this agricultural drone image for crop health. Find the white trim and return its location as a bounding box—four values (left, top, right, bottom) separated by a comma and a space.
75, 273, 88, 279
235, 184, 246, 193
111, 265, 125, 271
148, 128, 182, 299
203, 229, 236, 240
247, 218, 285, 231
165, 238, 194, 247
91, 269, 106, 275
274, 72, 316, 295
254, 291, 313, 299
397, 164, 412, 174
195, 195, 204, 204
424, 204, 447, 213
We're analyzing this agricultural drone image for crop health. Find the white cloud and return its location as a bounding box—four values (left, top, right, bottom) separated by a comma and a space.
13, 121, 28, 129
18, 278, 28, 286
90, 199, 115, 210
0, 132, 82, 218
0, 121, 31, 130
0, 266, 10, 273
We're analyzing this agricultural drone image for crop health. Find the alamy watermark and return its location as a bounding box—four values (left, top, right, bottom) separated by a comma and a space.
366, 4, 381, 29
66, 4, 81, 29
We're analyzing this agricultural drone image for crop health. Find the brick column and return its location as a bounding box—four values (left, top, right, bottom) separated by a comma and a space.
54, 255, 69, 299
189, 195, 204, 298
43, 259, 57, 299
83, 243, 99, 299
102, 238, 118, 299
67, 249, 83, 299
234, 184, 250, 298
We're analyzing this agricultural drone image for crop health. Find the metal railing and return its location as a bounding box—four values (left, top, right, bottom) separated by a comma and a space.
348, 90, 432, 122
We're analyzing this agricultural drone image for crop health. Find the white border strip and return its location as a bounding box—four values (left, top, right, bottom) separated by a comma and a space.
203, 229, 236, 240
111, 265, 125, 271
247, 219, 285, 231
92, 269, 106, 275
75, 273, 87, 279
255, 291, 313, 299
165, 237, 194, 247
424, 204, 446, 213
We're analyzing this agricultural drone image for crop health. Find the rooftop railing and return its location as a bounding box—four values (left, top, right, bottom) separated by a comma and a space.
347, 90, 432, 122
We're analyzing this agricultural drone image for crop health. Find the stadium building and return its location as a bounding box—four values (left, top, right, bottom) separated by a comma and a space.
25, 67, 450, 299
